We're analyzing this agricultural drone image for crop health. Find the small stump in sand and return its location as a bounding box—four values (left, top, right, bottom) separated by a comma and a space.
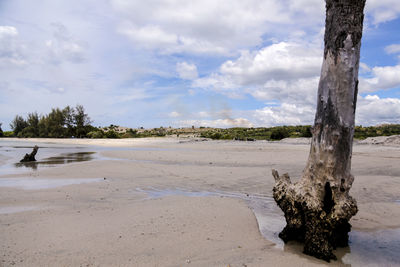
20, 145, 39, 162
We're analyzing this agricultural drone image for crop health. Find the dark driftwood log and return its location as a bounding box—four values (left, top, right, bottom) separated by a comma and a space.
272, 0, 366, 262
20, 145, 39, 162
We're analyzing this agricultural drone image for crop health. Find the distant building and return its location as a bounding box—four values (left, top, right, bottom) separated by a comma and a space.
101, 125, 130, 134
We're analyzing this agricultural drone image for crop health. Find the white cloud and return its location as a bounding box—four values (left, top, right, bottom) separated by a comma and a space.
359, 62, 372, 73
248, 94, 400, 127
197, 111, 209, 118
111, 0, 400, 56
253, 103, 315, 126
192, 40, 323, 127
193, 41, 322, 104
111, 0, 326, 55
366, 0, 400, 24
0, 26, 27, 67
108, 0, 400, 128
385, 44, 400, 54
221, 42, 322, 84
250, 92, 400, 127
169, 111, 181, 118
250, 77, 319, 105
110, 88, 154, 103
178, 118, 254, 128
192, 73, 240, 94
2, 0, 400, 130
371, 65, 400, 89
356, 95, 400, 125
176, 62, 198, 80
288, 0, 324, 17
0, 26, 17, 36
360, 64, 400, 92
118, 21, 228, 55
45, 23, 86, 64
118, 23, 177, 49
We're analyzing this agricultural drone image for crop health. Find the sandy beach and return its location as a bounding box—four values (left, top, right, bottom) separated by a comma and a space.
1, 137, 399, 266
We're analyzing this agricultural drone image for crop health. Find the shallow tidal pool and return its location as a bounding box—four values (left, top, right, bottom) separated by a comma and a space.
137, 187, 400, 266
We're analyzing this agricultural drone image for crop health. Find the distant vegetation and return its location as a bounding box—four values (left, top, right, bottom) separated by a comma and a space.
8, 105, 94, 138
354, 124, 400, 139
93, 124, 400, 141
196, 125, 400, 141
2, 106, 176, 139
198, 125, 312, 140
2, 108, 400, 140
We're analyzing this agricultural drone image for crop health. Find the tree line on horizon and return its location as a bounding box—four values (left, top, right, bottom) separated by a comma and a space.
5, 105, 94, 138
1, 107, 400, 140
197, 124, 400, 140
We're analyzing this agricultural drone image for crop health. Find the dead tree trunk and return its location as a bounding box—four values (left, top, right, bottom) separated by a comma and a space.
20, 145, 39, 162
272, 0, 366, 262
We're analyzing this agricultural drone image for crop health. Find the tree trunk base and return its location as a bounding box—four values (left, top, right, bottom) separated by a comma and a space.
269, 0, 365, 262
20, 145, 39, 162
272, 169, 357, 262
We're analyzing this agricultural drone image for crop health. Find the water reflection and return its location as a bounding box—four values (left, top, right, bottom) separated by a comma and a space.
0, 206, 39, 214
0, 140, 192, 174
14, 152, 95, 170
0, 141, 98, 174
0, 177, 103, 190
340, 228, 400, 266
137, 187, 400, 266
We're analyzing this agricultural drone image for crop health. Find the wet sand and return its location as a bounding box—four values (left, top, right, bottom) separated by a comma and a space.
0, 138, 399, 266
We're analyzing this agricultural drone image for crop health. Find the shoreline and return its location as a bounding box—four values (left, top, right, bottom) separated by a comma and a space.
2, 134, 400, 147
1, 138, 400, 266
0, 137, 181, 147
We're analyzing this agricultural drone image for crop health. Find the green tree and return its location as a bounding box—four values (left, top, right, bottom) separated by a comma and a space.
21, 112, 40, 137
8, 104, 94, 138
63, 106, 75, 137
0, 123, 3, 137
87, 130, 105, 138
38, 115, 49, 137
270, 127, 290, 140
47, 108, 66, 137
74, 105, 92, 138
105, 130, 119, 138
10, 115, 28, 137
300, 126, 312, 138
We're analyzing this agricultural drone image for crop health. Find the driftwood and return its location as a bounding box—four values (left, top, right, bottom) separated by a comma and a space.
272, 0, 366, 262
20, 145, 39, 162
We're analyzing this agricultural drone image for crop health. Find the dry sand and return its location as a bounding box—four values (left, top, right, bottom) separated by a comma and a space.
1, 137, 400, 266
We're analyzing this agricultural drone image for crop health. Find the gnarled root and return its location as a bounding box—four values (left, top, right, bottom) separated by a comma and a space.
272, 169, 357, 262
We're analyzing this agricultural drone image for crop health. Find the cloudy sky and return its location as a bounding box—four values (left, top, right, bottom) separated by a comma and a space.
1, 0, 400, 130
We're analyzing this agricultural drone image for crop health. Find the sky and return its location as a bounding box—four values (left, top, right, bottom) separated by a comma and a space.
1, 0, 400, 130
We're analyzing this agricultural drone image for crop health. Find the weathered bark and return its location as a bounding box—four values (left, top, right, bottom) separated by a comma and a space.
272, 0, 366, 262
20, 145, 39, 162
